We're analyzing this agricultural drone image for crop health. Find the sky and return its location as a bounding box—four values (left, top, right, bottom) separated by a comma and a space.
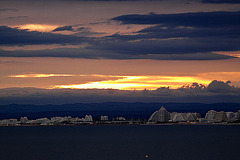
0, 0, 240, 104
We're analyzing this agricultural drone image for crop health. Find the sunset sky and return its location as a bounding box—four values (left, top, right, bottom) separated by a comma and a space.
0, 0, 240, 104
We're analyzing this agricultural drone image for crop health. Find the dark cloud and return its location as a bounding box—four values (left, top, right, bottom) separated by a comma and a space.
0, 60, 27, 64
76, 27, 92, 32
77, 27, 88, 31
52, 25, 73, 32
7, 16, 29, 19
0, 25, 236, 60
99, 26, 240, 55
112, 11, 240, 27
0, 48, 233, 60
207, 80, 234, 93
137, 25, 240, 39
201, 0, 240, 4
88, 36, 239, 56
177, 80, 236, 94
72, 27, 105, 37
0, 26, 87, 45
0, 11, 239, 60
0, 8, 18, 12
103, 11, 240, 58
0, 48, 110, 58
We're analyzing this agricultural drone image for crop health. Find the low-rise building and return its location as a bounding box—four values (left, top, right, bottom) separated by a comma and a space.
84, 115, 93, 122
20, 117, 29, 124
115, 117, 126, 121
27, 118, 52, 125
0, 119, 19, 126
100, 116, 109, 121
51, 116, 71, 123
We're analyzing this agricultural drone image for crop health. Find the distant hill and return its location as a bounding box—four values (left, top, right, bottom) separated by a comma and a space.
0, 102, 239, 120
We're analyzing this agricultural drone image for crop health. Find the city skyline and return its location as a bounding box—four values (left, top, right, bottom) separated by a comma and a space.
1, 106, 240, 126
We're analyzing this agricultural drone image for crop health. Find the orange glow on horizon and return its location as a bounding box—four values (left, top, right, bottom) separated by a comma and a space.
8, 72, 240, 90
9, 74, 74, 78
53, 75, 211, 90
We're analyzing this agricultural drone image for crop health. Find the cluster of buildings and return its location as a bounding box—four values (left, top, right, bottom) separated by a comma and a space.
148, 107, 240, 124
1, 107, 240, 126
204, 110, 240, 123
0, 115, 131, 126
0, 115, 94, 126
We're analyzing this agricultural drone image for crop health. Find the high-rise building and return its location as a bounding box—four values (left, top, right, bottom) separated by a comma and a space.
148, 107, 170, 123
205, 110, 229, 122
226, 112, 235, 121
205, 110, 217, 122
171, 113, 200, 122
171, 113, 185, 122
235, 110, 240, 120
215, 111, 229, 122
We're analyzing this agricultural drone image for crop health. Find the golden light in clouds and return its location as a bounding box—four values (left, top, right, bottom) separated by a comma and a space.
53, 75, 211, 90
14, 24, 59, 32
9, 74, 73, 78
9, 72, 240, 90
214, 51, 240, 58
9, 74, 123, 78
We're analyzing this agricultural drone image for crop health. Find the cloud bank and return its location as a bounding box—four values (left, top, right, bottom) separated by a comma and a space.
52, 25, 74, 32
112, 11, 240, 26
0, 80, 239, 104
201, 0, 240, 4
0, 26, 87, 45
1, 11, 239, 60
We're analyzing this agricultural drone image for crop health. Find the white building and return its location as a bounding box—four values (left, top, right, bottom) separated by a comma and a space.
20, 117, 29, 124
148, 107, 170, 123
27, 118, 52, 125
171, 112, 200, 122
84, 115, 93, 122
235, 110, 240, 120
226, 112, 235, 121
215, 111, 229, 122
0, 119, 19, 126
51, 116, 71, 123
205, 110, 229, 122
205, 110, 217, 122
115, 117, 126, 121
100, 116, 109, 121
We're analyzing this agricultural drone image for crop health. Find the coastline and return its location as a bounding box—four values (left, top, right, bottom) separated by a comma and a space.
1, 122, 240, 127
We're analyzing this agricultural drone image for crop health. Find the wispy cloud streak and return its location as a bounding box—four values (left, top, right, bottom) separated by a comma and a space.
9, 74, 74, 78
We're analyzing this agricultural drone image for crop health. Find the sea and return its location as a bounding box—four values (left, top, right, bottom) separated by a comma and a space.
0, 125, 240, 160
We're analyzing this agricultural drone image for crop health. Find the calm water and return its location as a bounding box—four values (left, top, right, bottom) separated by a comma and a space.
0, 125, 240, 160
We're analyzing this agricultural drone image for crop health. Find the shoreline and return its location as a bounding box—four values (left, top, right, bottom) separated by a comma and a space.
1, 122, 240, 127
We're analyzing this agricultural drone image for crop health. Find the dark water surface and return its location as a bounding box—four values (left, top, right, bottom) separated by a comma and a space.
0, 125, 240, 160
